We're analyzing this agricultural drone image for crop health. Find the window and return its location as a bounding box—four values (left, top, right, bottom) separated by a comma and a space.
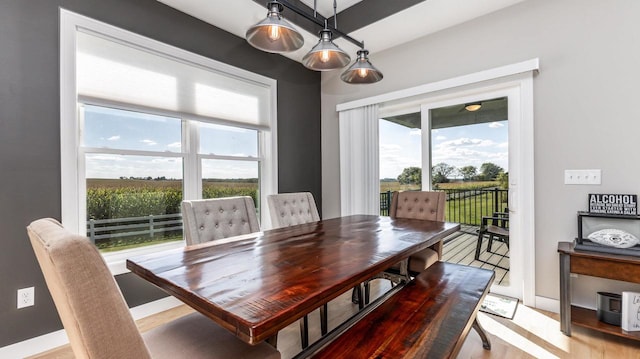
61, 10, 277, 274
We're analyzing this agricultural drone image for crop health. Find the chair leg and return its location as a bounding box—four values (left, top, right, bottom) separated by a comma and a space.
364, 281, 371, 305
351, 286, 359, 304
299, 315, 309, 349
475, 234, 484, 260
487, 235, 494, 253
320, 303, 328, 335
355, 284, 364, 310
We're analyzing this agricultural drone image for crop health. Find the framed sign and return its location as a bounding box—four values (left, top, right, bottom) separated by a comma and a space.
589, 193, 637, 215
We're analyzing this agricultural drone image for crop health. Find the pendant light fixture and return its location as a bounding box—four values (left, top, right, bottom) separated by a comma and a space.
340, 48, 383, 84
302, 23, 350, 71
246, 0, 383, 84
246, 1, 304, 53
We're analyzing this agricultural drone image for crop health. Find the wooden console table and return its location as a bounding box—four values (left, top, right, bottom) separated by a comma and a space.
558, 241, 640, 339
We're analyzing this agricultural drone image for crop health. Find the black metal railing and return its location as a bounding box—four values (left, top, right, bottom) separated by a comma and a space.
442, 188, 508, 226
380, 191, 393, 216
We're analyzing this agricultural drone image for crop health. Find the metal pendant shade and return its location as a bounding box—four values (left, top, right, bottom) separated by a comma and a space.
246, 2, 304, 53
246, 0, 382, 84
341, 49, 383, 84
302, 29, 351, 71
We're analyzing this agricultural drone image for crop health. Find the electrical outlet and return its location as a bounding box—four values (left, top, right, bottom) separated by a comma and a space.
17, 287, 34, 309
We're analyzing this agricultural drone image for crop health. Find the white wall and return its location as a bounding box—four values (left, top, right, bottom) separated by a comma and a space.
321, 0, 640, 304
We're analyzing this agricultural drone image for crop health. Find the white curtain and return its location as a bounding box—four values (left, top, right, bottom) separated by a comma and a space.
339, 104, 379, 216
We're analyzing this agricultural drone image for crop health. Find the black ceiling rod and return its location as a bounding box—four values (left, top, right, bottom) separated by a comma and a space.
278, 0, 364, 49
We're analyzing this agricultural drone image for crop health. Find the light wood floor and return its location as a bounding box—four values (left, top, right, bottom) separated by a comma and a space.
29, 279, 640, 359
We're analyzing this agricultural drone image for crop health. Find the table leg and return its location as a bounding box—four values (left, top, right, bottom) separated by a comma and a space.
559, 252, 572, 336
472, 317, 491, 350
266, 333, 278, 348
399, 258, 410, 282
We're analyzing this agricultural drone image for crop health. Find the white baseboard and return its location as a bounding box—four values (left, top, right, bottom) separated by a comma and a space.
0, 296, 182, 359
130, 296, 182, 320
534, 295, 560, 314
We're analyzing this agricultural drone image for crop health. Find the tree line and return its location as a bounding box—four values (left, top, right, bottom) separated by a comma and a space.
397, 162, 508, 188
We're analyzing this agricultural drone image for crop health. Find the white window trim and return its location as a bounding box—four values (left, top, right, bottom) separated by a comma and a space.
60, 9, 278, 275
337, 61, 536, 306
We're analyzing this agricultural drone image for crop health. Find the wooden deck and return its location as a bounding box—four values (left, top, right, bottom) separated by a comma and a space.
442, 225, 510, 286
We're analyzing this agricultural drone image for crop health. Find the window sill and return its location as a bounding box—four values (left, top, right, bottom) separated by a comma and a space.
103, 240, 185, 276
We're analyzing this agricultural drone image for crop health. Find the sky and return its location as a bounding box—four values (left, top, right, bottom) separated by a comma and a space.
84, 105, 508, 181
379, 119, 508, 180
83, 105, 258, 179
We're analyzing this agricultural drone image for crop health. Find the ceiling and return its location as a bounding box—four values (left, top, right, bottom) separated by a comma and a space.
384, 97, 508, 130
299, 0, 363, 17
157, 0, 526, 63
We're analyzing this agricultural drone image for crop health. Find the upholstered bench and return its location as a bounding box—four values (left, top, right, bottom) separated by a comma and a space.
296, 262, 495, 359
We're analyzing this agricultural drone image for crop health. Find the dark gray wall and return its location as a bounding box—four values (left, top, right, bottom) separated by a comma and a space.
0, 0, 321, 347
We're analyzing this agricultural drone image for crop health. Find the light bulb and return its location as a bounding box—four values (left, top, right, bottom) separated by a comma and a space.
358, 68, 368, 78
268, 25, 280, 41
320, 50, 330, 63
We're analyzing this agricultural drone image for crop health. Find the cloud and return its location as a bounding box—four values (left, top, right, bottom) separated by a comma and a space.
440, 137, 483, 147
107, 135, 120, 141
87, 154, 124, 162
489, 122, 505, 128
167, 142, 181, 148
435, 135, 447, 141
380, 144, 402, 151
379, 141, 421, 178
409, 129, 421, 136
141, 139, 157, 146
430, 136, 507, 170
437, 137, 497, 148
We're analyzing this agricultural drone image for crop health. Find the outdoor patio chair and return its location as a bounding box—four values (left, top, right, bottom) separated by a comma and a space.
181, 196, 260, 245
26, 218, 280, 359
474, 210, 510, 269
267, 192, 326, 348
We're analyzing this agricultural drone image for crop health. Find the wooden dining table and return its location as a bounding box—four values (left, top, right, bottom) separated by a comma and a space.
126, 214, 460, 346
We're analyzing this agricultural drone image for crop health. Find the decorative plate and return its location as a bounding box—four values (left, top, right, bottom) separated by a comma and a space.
587, 229, 639, 248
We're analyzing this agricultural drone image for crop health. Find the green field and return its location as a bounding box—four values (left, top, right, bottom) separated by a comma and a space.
88, 178, 504, 251
87, 178, 258, 250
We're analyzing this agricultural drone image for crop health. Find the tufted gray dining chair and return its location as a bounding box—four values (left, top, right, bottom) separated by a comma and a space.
26, 218, 280, 359
359, 190, 447, 304
390, 190, 446, 273
267, 192, 320, 228
267, 192, 325, 348
181, 196, 261, 246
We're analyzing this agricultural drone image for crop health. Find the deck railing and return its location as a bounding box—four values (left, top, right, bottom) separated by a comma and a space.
442, 188, 508, 226
380, 188, 508, 226
88, 189, 506, 248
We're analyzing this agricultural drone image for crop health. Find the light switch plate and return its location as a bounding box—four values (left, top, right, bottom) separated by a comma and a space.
564, 169, 601, 185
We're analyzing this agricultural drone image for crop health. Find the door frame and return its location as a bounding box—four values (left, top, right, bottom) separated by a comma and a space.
419, 74, 535, 304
